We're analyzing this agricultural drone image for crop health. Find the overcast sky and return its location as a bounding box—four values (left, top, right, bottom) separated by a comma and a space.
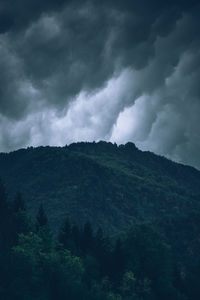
0, 0, 200, 169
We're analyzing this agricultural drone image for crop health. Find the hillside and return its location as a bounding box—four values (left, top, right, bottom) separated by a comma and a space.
0, 141, 200, 237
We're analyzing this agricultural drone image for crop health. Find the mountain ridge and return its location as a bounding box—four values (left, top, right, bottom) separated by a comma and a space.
0, 141, 200, 235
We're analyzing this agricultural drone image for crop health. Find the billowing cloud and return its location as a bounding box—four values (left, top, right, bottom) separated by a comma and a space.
0, 0, 200, 169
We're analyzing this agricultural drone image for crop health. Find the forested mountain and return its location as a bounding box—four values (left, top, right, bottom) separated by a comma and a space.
0, 142, 200, 299
0, 183, 189, 300
0, 141, 199, 234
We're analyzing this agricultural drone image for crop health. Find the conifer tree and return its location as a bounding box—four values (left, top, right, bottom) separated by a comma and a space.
12, 192, 31, 245
0, 180, 12, 248
0, 179, 8, 213
111, 238, 125, 284
36, 203, 48, 229
71, 223, 81, 255
94, 227, 111, 277
82, 221, 93, 254
13, 192, 25, 212
58, 218, 72, 249
36, 203, 52, 252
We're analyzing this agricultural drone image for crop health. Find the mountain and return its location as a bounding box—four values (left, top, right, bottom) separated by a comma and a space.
1, 141, 200, 300
0, 141, 200, 237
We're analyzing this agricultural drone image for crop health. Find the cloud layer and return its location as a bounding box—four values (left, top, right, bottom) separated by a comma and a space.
0, 0, 200, 168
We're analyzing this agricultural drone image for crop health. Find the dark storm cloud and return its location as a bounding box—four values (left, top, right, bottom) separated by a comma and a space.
0, 0, 200, 168
0, 0, 68, 33
3, 0, 195, 107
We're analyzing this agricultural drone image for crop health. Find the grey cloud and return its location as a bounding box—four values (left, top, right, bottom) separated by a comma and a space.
0, 36, 29, 119
110, 15, 200, 168
0, 0, 68, 33
0, 0, 200, 169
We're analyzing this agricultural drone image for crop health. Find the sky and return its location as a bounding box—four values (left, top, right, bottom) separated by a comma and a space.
0, 0, 200, 169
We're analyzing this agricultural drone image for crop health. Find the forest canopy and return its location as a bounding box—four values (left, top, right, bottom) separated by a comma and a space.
0, 179, 200, 300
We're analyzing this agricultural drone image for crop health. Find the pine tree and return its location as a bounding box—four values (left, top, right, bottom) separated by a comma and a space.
111, 238, 125, 284
0, 180, 12, 248
94, 227, 111, 277
82, 221, 94, 255
36, 204, 52, 252
13, 192, 26, 212
58, 218, 72, 249
71, 223, 81, 255
36, 203, 48, 229
0, 179, 8, 213
12, 192, 31, 245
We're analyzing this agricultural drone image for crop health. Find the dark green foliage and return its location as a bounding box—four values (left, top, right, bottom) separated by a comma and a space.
36, 203, 48, 228
110, 238, 126, 285
0, 142, 200, 237
0, 180, 16, 249
81, 221, 94, 255
0, 179, 7, 210
0, 142, 200, 299
58, 218, 72, 249
124, 224, 173, 299
13, 192, 26, 212
0, 183, 198, 299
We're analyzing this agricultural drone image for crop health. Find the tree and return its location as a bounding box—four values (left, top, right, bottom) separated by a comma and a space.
11, 192, 30, 245
94, 227, 111, 277
0, 179, 9, 219
36, 204, 52, 252
0, 180, 13, 248
13, 192, 26, 212
58, 218, 72, 250
36, 203, 48, 229
70, 223, 81, 255
110, 238, 125, 284
124, 223, 176, 300
82, 221, 94, 255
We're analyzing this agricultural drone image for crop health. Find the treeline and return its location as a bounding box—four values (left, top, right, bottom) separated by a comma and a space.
0, 181, 200, 300
1, 142, 200, 236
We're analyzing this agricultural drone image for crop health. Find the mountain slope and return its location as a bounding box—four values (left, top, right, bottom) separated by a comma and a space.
0, 141, 200, 235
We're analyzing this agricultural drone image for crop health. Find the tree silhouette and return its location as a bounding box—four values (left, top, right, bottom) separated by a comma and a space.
13, 192, 26, 212
36, 203, 48, 230
58, 218, 72, 249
